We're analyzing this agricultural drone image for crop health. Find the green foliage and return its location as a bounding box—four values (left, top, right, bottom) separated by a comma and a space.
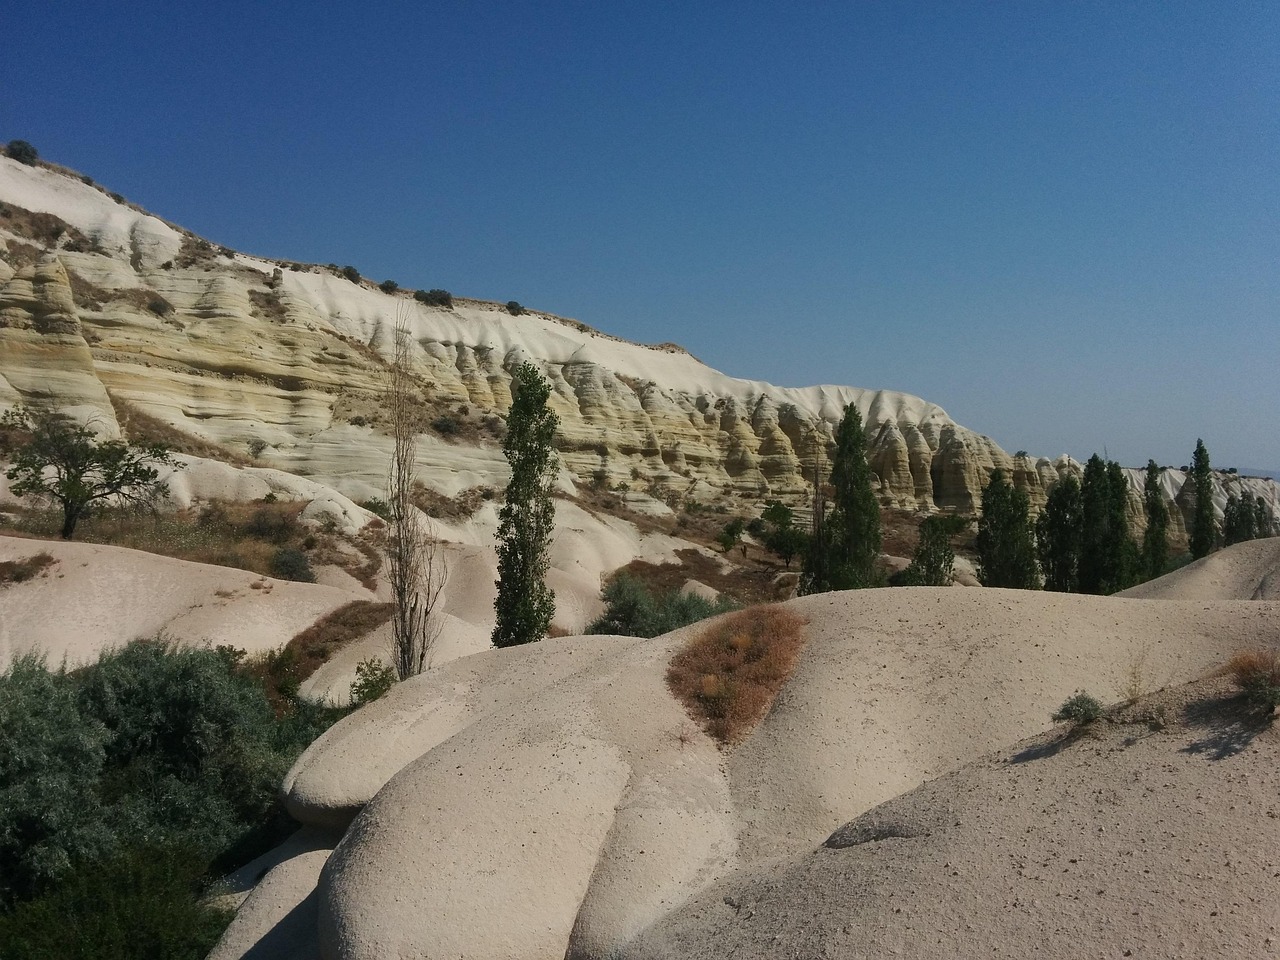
506, 300, 525, 315
900, 514, 967, 586
1222, 492, 1270, 546
1141, 460, 1169, 579
378, 279, 399, 294
414, 289, 453, 307
1077, 456, 1137, 594
269, 547, 315, 582
359, 497, 392, 520
0, 656, 111, 906
6, 140, 38, 165
1190, 439, 1214, 560
1052, 690, 1103, 726
586, 574, 738, 638
716, 517, 746, 553
340, 265, 361, 283
975, 469, 1040, 589
802, 405, 881, 593
1037, 475, 1082, 592
350, 658, 397, 705
0, 844, 232, 960
493, 362, 558, 647
0, 641, 341, 935
1, 406, 181, 539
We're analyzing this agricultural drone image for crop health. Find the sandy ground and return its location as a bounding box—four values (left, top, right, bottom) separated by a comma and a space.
0, 535, 362, 668
211, 553, 1280, 959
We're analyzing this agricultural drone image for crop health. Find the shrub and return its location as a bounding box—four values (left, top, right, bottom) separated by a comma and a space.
340, 265, 360, 283
415, 288, 453, 307
587, 573, 738, 638
247, 438, 267, 458
431, 415, 460, 437
359, 497, 391, 520
270, 547, 315, 582
378, 279, 399, 294
0, 844, 232, 960
506, 300, 524, 315
0, 551, 55, 586
1052, 690, 1103, 726
146, 297, 173, 316
666, 605, 808, 745
245, 505, 301, 543
1226, 650, 1280, 711
6, 139, 38, 165
350, 658, 397, 706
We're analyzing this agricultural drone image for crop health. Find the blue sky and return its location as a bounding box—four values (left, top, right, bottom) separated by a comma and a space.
3, 1, 1277, 470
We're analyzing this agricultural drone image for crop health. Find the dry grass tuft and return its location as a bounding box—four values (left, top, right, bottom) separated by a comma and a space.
1225, 649, 1280, 711
666, 604, 808, 746
0, 551, 56, 586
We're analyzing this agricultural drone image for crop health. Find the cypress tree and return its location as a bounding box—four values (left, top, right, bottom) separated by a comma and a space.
1036, 475, 1082, 592
1140, 460, 1169, 580
1105, 461, 1139, 592
1189, 439, 1214, 560
492, 362, 559, 647
975, 469, 1040, 589
827, 403, 882, 589
1078, 455, 1110, 594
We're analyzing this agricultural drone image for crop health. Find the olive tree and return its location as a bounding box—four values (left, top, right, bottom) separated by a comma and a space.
1, 407, 179, 539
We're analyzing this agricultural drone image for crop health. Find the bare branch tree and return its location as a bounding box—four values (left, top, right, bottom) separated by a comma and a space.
386, 314, 447, 679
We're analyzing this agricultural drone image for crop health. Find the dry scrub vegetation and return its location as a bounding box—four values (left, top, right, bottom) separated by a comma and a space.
1226, 649, 1280, 711
667, 604, 808, 745
0, 551, 55, 586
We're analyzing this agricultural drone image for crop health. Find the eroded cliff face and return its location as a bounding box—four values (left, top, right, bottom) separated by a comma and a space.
1, 156, 1276, 531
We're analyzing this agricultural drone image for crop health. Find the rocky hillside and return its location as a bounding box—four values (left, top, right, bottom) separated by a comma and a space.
1, 155, 1276, 530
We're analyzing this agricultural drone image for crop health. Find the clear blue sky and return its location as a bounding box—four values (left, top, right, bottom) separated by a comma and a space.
3, 1, 1277, 471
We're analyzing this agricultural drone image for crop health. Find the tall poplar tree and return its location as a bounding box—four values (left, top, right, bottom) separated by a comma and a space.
1036, 475, 1081, 592
492, 362, 559, 647
827, 403, 882, 589
1140, 460, 1169, 580
975, 469, 1040, 589
1189, 439, 1214, 560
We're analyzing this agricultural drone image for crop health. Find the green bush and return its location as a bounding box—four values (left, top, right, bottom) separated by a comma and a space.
0, 656, 111, 906
506, 300, 524, 315
1052, 690, 1103, 726
6, 140, 38, 165
587, 574, 737, 638
0, 844, 232, 960
359, 497, 391, 520
415, 288, 453, 307
378, 279, 399, 294
350, 658, 397, 706
270, 547, 315, 582
340, 265, 360, 283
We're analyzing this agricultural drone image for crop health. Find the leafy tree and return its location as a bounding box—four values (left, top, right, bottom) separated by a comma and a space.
975, 469, 1040, 589
5, 140, 38, 165
757, 500, 806, 567
1, 407, 180, 539
716, 517, 745, 553
1036, 475, 1082, 592
493, 362, 559, 647
1189, 439, 1214, 559
808, 403, 883, 591
900, 514, 967, 586
1141, 460, 1169, 579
